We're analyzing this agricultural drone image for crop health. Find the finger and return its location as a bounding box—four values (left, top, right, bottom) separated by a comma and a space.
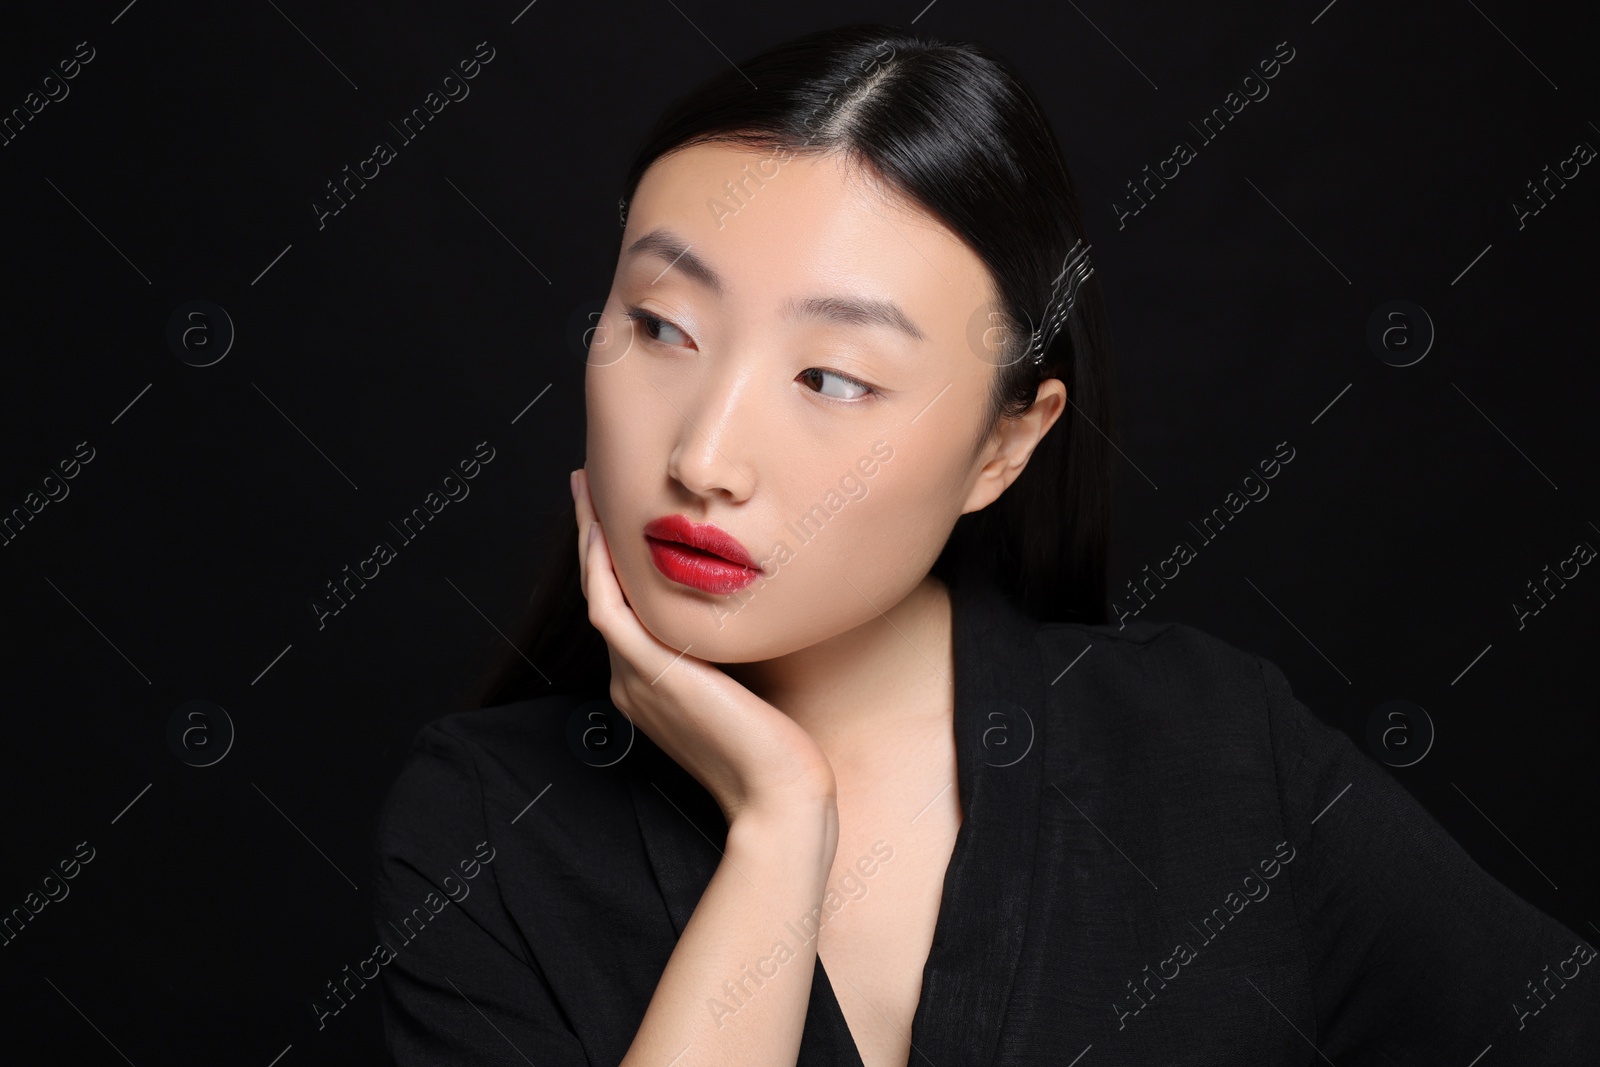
576, 469, 604, 602
581, 514, 627, 648
579, 470, 598, 579
583, 517, 670, 673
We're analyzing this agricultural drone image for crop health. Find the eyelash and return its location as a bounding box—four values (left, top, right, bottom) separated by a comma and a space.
621, 305, 880, 403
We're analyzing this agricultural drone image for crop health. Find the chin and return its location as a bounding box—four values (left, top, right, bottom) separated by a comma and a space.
629, 586, 780, 662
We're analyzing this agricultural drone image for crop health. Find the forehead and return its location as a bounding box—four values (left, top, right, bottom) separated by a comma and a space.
624, 141, 993, 314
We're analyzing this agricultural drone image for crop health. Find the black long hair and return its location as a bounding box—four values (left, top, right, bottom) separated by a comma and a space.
466, 22, 1119, 711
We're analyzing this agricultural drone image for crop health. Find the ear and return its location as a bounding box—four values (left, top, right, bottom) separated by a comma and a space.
960, 377, 1068, 515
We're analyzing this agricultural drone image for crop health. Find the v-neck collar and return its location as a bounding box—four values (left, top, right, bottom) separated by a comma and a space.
626, 561, 1048, 1066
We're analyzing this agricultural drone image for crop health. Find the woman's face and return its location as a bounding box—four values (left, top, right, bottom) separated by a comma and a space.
584, 140, 1058, 662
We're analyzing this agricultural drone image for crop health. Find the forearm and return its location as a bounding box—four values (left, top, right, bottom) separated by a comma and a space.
620, 800, 839, 1067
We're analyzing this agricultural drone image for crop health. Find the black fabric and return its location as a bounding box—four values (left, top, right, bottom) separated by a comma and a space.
370, 565, 1600, 1065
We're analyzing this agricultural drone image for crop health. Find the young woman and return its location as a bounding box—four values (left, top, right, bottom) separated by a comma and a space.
370, 23, 1598, 1066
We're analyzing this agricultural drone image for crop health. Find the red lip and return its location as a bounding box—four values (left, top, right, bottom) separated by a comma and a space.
643, 514, 763, 594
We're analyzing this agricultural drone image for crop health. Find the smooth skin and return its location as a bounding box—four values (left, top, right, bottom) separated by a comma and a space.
575, 141, 1066, 1067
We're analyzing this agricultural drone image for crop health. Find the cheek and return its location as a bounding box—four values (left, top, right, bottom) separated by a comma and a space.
780, 445, 965, 578
587, 357, 659, 443
585, 367, 653, 525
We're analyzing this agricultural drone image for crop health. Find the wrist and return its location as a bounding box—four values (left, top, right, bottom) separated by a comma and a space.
727, 793, 839, 864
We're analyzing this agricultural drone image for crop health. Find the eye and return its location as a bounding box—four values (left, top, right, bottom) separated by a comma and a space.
796, 367, 877, 402
622, 304, 878, 403
623, 305, 694, 348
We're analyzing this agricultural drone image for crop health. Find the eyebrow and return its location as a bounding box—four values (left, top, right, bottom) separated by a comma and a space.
625, 226, 926, 343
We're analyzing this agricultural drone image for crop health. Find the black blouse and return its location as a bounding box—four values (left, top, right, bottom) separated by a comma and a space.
369, 566, 1599, 1064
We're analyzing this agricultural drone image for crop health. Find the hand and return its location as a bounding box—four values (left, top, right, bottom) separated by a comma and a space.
570, 468, 838, 825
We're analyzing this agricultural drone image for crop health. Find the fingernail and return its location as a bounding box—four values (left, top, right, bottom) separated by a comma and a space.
587, 521, 599, 547
569, 469, 578, 500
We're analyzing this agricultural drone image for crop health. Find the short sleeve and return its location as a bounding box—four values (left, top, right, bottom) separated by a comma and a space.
1261, 657, 1600, 1064
370, 719, 590, 1065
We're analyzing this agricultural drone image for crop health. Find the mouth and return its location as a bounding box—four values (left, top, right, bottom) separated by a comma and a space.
643, 515, 763, 594
643, 515, 758, 568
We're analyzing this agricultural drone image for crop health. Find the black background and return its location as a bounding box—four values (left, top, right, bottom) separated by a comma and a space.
2, 0, 1595, 1063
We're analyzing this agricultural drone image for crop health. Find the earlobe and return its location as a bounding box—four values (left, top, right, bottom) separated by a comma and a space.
972, 381, 1066, 510
960, 449, 1022, 516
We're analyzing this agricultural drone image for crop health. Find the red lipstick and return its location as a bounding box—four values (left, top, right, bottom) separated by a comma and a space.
643, 514, 763, 594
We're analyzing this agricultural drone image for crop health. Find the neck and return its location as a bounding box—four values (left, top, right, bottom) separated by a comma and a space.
718, 572, 955, 770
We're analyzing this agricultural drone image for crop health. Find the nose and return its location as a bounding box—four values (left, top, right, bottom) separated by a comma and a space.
662, 358, 758, 503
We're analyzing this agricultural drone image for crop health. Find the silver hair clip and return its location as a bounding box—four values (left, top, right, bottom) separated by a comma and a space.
1029, 238, 1094, 365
